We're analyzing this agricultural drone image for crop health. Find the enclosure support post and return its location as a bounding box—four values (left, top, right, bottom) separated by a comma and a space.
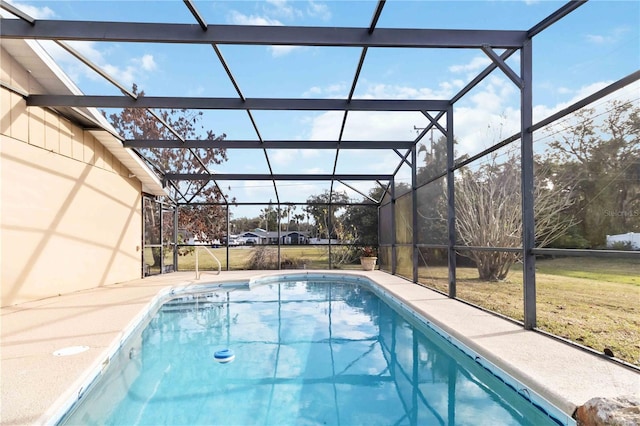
328, 201, 333, 270
521, 39, 536, 329
277, 203, 281, 270
141, 198, 144, 277
226, 205, 230, 271
446, 106, 457, 298
159, 199, 164, 274
412, 144, 418, 283
173, 204, 178, 271
391, 177, 397, 275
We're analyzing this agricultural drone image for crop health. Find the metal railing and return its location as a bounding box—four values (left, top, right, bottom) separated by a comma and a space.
195, 246, 221, 279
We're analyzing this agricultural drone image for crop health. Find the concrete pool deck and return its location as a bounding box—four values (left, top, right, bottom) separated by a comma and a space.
1, 270, 638, 425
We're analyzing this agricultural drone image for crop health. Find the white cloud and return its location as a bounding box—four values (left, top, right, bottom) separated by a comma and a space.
586, 34, 610, 44
137, 54, 157, 72
271, 149, 296, 165
102, 63, 137, 87
271, 148, 321, 166
449, 56, 492, 74
304, 167, 326, 175
358, 81, 460, 100
228, 11, 302, 57
304, 76, 525, 165
307, 0, 331, 20
228, 11, 283, 26
64, 41, 107, 64
242, 181, 269, 198
187, 86, 206, 96
277, 183, 326, 203
261, 0, 330, 21
453, 105, 520, 157
469, 76, 517, 112
4, 0, 55, 19
43, 41, 158, 88
586, 26, 630, 45
266, 0, 288, 7
270, 45, 302, 57
307, 111, 343, 140
265, 0, 301, 19
304, 86, 323, 96
532, 81, 612, 122
302, 82, 347, 98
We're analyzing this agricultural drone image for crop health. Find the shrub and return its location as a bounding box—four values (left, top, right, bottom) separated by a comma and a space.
610, 241, 635, 251
246, 246, 307, 269
361, 246, 377, 257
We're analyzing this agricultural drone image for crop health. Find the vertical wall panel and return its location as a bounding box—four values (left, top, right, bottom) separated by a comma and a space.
28, 106, 46, 148
58, 117, 73, 158
44, 109, 59, 152
9, 92, 28, 142
83, 131, 95, 164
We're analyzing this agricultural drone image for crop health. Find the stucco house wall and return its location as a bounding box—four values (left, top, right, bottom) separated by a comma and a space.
1, 45, 145, 306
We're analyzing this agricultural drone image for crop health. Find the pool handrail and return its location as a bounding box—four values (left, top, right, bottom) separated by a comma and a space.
194, 246, 221, 279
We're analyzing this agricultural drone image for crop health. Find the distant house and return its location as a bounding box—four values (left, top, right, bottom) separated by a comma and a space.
282, 231, 309, 245
237, 229, 310, 245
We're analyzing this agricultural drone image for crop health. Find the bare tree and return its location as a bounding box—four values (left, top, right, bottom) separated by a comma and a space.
455, 155, 575, 281
109, 84, 230, 246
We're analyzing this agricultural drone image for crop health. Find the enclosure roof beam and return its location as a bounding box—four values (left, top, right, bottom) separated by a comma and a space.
530, 69, 640, 133
183, 0, 207, 31
421, 111, 447, 137
0, 0, 34, 24
125, 139, 415, 149
449, 49, 516, 105
50, 37, 225, 202
332, 0, 387, 203
392, 149, 412, 176
337, 180, 380, 204
0, 19, 528, 49
481, 45, 523, 89
165, 173, 393, 182
180, 201, 377, 206
415, 70, 640, 193
26, 95, 449, 112
394, 149, 412, 168
527, 0, 588, 38
369, 0, 386, 33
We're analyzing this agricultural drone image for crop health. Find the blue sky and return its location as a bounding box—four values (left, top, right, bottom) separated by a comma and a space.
4, 0, 639, 217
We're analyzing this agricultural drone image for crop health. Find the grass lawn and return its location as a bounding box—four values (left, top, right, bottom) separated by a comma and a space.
175, 246, 335, 270
416, 257, 640, 366
152, 247, 640, 366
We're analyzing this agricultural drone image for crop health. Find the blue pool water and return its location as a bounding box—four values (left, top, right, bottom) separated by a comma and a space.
60, 276, 566, 425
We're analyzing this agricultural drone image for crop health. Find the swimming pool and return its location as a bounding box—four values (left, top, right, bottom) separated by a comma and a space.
58, 274, 571, 425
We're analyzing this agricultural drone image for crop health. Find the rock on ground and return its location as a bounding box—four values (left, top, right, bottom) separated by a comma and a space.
575, 395, 640, 426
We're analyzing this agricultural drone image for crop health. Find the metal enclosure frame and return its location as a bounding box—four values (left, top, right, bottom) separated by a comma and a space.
2, 0, 638, 333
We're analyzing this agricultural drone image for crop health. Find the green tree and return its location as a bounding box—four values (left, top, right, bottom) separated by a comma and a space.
417, 135, 450, 247
230, 217, 261, 234
305, 190, 350, 239
259, 202, 278, 233
543, 100, 640, 247
342, 186, 386, 245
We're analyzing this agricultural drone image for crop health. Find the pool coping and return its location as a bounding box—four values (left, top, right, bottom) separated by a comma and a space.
1, 270, 639, 425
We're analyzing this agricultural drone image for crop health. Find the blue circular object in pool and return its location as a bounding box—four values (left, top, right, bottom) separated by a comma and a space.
214, 348, 235, 363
